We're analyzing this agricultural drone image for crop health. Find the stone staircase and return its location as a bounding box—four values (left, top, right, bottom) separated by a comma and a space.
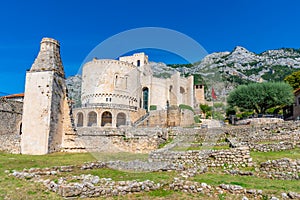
133, 112, 150, 127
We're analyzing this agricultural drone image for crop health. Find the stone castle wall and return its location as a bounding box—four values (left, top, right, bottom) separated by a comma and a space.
0, 98, 22, 135
140, 108, 194, 127
0, 98, 23, 153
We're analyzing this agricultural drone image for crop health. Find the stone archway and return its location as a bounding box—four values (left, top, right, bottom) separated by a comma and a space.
77, 112, 84, 127
101, 111, 112, 127
87, 111, 97, 127
116, 112, 126, 127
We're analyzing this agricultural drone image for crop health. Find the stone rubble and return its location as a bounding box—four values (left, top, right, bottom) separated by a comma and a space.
43, 174, 160, 198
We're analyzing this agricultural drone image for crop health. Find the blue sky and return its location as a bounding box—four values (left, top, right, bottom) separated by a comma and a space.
1, 0, 300, 94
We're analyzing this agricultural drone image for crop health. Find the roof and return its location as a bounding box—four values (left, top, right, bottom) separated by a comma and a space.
2, 93, 24, 99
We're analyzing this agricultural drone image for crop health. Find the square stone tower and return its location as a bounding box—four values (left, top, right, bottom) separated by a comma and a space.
194, 84, 205, 107
119, 52, 149, 67
21, 38, 67, 155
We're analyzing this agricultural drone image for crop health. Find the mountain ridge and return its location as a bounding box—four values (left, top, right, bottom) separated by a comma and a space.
66, 46, 300, 104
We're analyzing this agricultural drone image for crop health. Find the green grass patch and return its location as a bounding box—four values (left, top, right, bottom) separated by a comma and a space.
0, 151, 96, 171
193, 172, 300, 195
147, 189, 177, 197
91, 152, 148, 162
251, 148, 300, 163
158, 138, 173, 149
86, 168, 176, 182
0, 152, 96, 200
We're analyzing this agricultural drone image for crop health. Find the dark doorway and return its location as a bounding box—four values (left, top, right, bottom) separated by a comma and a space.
101, 111, 112, 127
142, 87, 149, 111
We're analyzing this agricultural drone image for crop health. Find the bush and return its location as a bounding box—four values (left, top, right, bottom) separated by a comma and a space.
194, 116, 201, 123
179, 104, 194, 112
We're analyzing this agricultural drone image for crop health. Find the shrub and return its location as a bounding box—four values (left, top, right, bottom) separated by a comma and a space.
194, 116, 201, 123
179, 104, 194, 112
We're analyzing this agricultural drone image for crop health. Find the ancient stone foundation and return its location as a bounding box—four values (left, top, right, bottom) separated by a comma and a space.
260, 158, 300, 180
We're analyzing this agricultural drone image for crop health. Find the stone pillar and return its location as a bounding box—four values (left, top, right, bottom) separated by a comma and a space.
187, 75, 194, 108
21, 38, 67, 155
112, 111, 117, 128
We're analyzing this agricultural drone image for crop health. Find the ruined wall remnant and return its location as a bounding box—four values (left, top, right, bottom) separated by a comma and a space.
0, 98, 23, 153
0, 98, 23, 135
21, 38, 75, 155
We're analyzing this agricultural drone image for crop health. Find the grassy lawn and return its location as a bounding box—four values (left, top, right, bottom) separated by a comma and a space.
251, 148, 300, 163
91, 152, 149, 162
88, 169, 176, 182
192, 172, 300, 196
0, 152, 96, 200
0, 147, 299, 199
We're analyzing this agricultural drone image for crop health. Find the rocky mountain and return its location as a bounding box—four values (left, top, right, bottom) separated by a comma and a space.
170, 46, 300, 99
66, 47, 300, 103
65, 75, 81, 107
186, 46, 300, 82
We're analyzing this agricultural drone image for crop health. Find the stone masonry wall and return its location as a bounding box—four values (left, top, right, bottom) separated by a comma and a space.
149, 146, 252, 167
247, 142, 296, 152
0, 99, 22, 135
0, 98, 22, 153
67, 127, 166, 153
0, 133, 20, 154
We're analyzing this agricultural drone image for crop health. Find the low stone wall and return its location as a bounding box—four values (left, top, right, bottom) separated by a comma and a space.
0, 134, 20, 154
260, 158, 300, 180
236, 118, 284, 125
225, 121, 300, 143
248, 142, 296, 152
44, 175, 160, 198
149, 146, 252, 167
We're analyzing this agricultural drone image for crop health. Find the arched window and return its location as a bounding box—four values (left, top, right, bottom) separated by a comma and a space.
116, 112, 126, 127
142, 87, 149, 111
115, 74, 119, 88
180, 87, 185, 94
77, 112, 84, 127
88, 111, 97, 127
101, 111, 112, 127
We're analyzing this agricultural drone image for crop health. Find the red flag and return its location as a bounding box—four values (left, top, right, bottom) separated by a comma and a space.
212, 87, 217, 100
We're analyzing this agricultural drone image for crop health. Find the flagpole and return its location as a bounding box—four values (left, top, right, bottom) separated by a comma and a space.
212, 97, 214, 120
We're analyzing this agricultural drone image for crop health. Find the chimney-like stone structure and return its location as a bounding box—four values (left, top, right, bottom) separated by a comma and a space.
21, 38, 69, 155
30, 38, 65, 77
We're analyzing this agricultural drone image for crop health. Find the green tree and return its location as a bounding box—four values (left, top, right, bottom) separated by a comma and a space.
284, 70, 300, 90
227, 82, 294, 114
200, 104, 212, 118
